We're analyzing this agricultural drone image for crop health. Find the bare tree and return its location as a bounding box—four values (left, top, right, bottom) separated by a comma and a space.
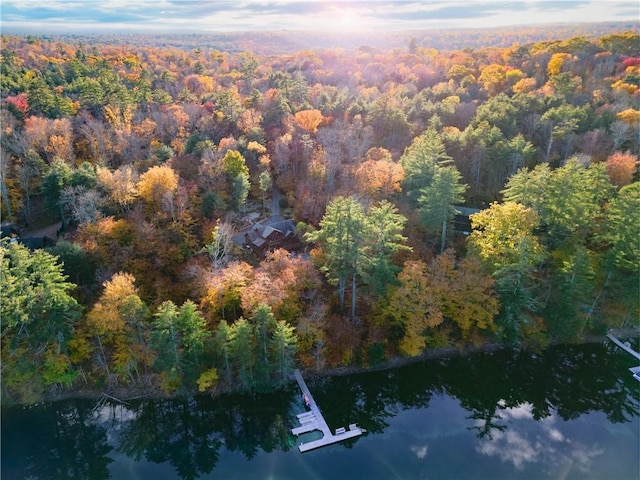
203, 221, 235, 269
0, 147, 14, 224
61, 186, 103, 225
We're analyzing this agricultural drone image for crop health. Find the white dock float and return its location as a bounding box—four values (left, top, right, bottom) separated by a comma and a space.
607, 333, 640, 382
291, 369, 365, 453
607, 333, 640, 360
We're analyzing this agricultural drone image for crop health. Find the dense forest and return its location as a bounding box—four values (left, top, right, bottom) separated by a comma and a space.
1, 27, 638, 404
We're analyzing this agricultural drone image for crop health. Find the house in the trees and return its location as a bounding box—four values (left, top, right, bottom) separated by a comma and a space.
453, 206, 482, 235
1, 222, 57, 250
18, 236, 57, 249
1, 223, 20, 239
238, 219, 300, 254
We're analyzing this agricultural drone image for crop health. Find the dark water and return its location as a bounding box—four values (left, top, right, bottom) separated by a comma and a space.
3, 343, 639, 480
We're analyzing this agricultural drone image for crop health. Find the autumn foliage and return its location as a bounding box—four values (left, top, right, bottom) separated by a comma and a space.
1, 27, 638, 401
606, 152, 638, 187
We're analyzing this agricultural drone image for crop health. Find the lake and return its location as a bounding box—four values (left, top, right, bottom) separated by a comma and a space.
2, 342, 639, 480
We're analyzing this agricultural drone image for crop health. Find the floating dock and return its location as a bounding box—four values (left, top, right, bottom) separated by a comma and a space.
291, 369, 365, 452
607, 333, 640, 382
607, 333, 640, 361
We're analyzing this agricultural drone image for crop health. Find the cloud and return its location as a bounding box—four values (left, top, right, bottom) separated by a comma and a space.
379, 2, 529, 21
0, 0, 637, 33
410, 444, 428, 459
476, 401, 606, 475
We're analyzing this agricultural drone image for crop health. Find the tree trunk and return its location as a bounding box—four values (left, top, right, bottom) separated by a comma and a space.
351, 271, 357, 320
440, 219, 447, 253
222, 347, 231, 383
1, 175, 14, 224
23, 177, 31, 224
545, 132, 554, 162
169, 323, 181, 375
96, 334, 110, 376
59, 202, 68, 229
338, 277, 346, 311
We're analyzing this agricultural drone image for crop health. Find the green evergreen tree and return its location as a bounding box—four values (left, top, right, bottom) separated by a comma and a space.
1, 241, 81, 402
418, 165, 467, 253
400, 128, 451, 205
271, 321, 298, 384
603, 182, 639, 273
259, 170, 272, 213
364, 200, 411, 296
41, 158, 73, 227
150, 300, 208, 388
150, 301, 182, 384
251, 304, 277, 387
306, 196, 369, 319
214, 320, 233, 384
230, 318, 254, 389
503, 159, 613, 247
178, 300, 208, 382
26, 77, 56, 117
231, 172, 250, 213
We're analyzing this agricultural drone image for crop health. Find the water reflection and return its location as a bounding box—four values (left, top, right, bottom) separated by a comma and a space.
2, 400, 113, 480
114, 390, 296, 479
2, 344, 638, 480
475, 402, 606, 474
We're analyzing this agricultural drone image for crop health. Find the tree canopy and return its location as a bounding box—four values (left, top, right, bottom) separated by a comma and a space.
0, 28, 638, 400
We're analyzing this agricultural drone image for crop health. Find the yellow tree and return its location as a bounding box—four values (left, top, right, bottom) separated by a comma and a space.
547, 53, 573, 76
468, 202, 546, 343
136, 165, 178, 211
478, 64, 508, 96
427, 250, 498, 341
616, 108, 640, 126
294, 109, 323, 133
86, 272, 150, 381
382, 260, 442, 356
468, 202, 544, 272
512, 77, 537, 94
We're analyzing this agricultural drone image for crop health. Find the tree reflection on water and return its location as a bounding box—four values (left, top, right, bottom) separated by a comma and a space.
2, 343, 638, 479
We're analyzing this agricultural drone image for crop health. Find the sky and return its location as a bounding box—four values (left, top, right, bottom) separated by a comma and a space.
0, 1, 638, 34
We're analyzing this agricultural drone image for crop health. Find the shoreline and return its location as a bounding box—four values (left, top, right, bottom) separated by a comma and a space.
294, 326, 640, 379
11, 328, 639, 406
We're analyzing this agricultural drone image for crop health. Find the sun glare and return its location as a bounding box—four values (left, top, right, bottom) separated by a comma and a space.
339, 13, 356, 27
334, 9, 365, 31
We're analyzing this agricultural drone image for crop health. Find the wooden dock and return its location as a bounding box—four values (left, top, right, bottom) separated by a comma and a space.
607, 333, 640, 382
291, 369, 365, 452
607, 333, 640, 361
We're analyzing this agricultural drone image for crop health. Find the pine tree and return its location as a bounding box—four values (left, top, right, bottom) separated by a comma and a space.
364, 200, 411, 296
271, 321, 298, 384
251, 304, 276, 386
214, 320, 233, 384
418, 165, 467, 253
230, 318, 254, 389
1, 241, 81, 401
306, 196, 369, 319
